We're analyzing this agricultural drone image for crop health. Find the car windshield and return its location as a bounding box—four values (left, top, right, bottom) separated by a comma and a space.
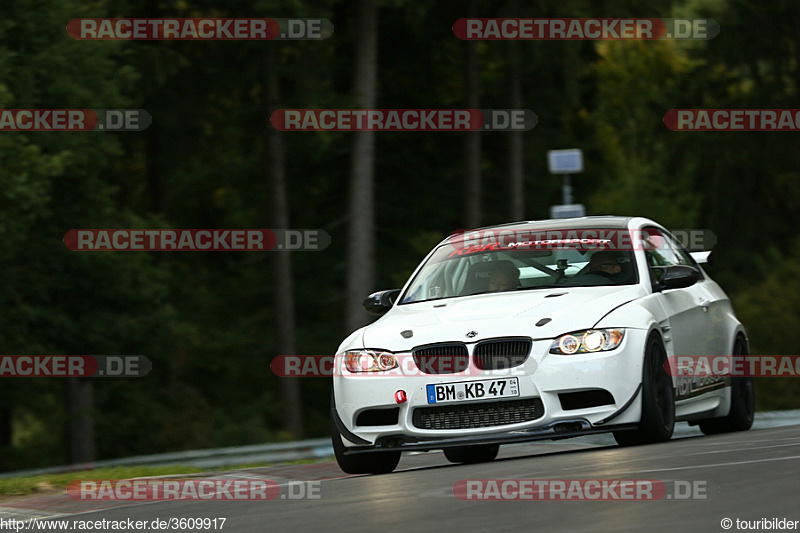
400, 235, 638, 304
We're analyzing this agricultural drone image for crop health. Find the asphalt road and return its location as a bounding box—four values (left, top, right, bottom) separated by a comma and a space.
13, 423, 799, 533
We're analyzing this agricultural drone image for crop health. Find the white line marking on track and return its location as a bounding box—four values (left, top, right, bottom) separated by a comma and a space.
603, 454, 800, 476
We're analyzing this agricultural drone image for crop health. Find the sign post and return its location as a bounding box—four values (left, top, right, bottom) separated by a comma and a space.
547, 149, 585, 219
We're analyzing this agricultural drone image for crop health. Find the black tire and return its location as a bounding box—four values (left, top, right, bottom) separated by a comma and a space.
699, 336, 754, 435
614, 334, 675, 446
330, 393, 400, 474
443, 444, 499, 464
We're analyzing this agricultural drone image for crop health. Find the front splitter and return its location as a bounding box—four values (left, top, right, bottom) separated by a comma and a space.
343, 419, 638, 454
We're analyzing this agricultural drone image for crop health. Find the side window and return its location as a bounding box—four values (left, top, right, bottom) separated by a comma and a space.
642, 227, 704, 286
643, 227, 680, 260
642, 227, 682, 285
662, 230, 704, 280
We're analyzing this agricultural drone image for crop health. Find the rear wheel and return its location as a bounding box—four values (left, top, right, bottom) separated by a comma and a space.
699, 336, 754, 435
614, 334, 674, 446
330, 393, 400, 474
443, 444, 499, 464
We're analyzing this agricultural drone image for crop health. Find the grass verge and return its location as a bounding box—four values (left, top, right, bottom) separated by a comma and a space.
0, 457, 333, 499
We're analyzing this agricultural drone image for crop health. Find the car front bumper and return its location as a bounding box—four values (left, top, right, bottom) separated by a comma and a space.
332, 328, 649, 452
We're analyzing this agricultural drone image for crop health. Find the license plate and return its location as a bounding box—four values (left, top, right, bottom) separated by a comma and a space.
426, 378, 519, 404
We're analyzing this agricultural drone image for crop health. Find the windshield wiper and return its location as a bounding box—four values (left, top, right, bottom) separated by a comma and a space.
514, 284, 563, 291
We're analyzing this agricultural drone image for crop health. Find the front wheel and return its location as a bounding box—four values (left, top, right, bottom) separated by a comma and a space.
330, 393, 400, 474
699, 336, 755, 435
614, 334, 675, 446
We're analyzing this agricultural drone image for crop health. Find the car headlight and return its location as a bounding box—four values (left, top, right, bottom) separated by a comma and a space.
344, 349, 398, 372
549, 329, 624, 355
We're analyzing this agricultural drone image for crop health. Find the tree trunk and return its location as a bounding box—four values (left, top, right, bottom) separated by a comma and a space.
267, 48, 303, 438
794, 2, 800, 178
0, 406, 11, 448
66, 378, 95, 463
146, 127, 166, 217
346, 0, 378, 333
463, 0, 481, 229
508, 39, 524, 220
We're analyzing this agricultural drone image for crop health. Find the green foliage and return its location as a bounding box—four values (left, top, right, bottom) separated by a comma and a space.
0, 465, 208, 497
730, 243, 800, 410
586, 40, 702, 226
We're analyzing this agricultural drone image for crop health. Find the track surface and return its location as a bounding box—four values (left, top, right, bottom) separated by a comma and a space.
4, 422, 799, 532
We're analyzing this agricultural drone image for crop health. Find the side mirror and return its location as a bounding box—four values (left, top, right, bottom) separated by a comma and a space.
363, 289, 401, 316
654, 265, 700, 291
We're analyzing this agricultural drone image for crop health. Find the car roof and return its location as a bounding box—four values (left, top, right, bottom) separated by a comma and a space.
444, 216, 636, 245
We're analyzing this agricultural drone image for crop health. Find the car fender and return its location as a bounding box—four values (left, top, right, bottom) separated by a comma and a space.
594, 301, 659, 333
336, 326, 368, 355
593, 304, 666, 421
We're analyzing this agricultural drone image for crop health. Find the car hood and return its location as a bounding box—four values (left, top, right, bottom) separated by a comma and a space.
360, 285, 646, 351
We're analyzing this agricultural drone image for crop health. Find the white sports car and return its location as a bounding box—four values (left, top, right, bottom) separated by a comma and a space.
330, 216, 754, 474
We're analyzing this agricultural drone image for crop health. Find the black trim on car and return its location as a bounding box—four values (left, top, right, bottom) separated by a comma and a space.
412, 397, 544, 430
593, 383, 642, 425
341, 419, 638, 455
331, 398, 371, 445
591, 299, 638, 329
356, 407, 400, 427
473, 337, 533, 370
558, 389, 616, 411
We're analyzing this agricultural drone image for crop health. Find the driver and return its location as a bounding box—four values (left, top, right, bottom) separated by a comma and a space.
488, 263, 520, 291
588, 251, 623, 276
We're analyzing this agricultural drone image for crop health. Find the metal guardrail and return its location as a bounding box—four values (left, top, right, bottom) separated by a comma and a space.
1, 409, 798, 479
0, 438, 335, 479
